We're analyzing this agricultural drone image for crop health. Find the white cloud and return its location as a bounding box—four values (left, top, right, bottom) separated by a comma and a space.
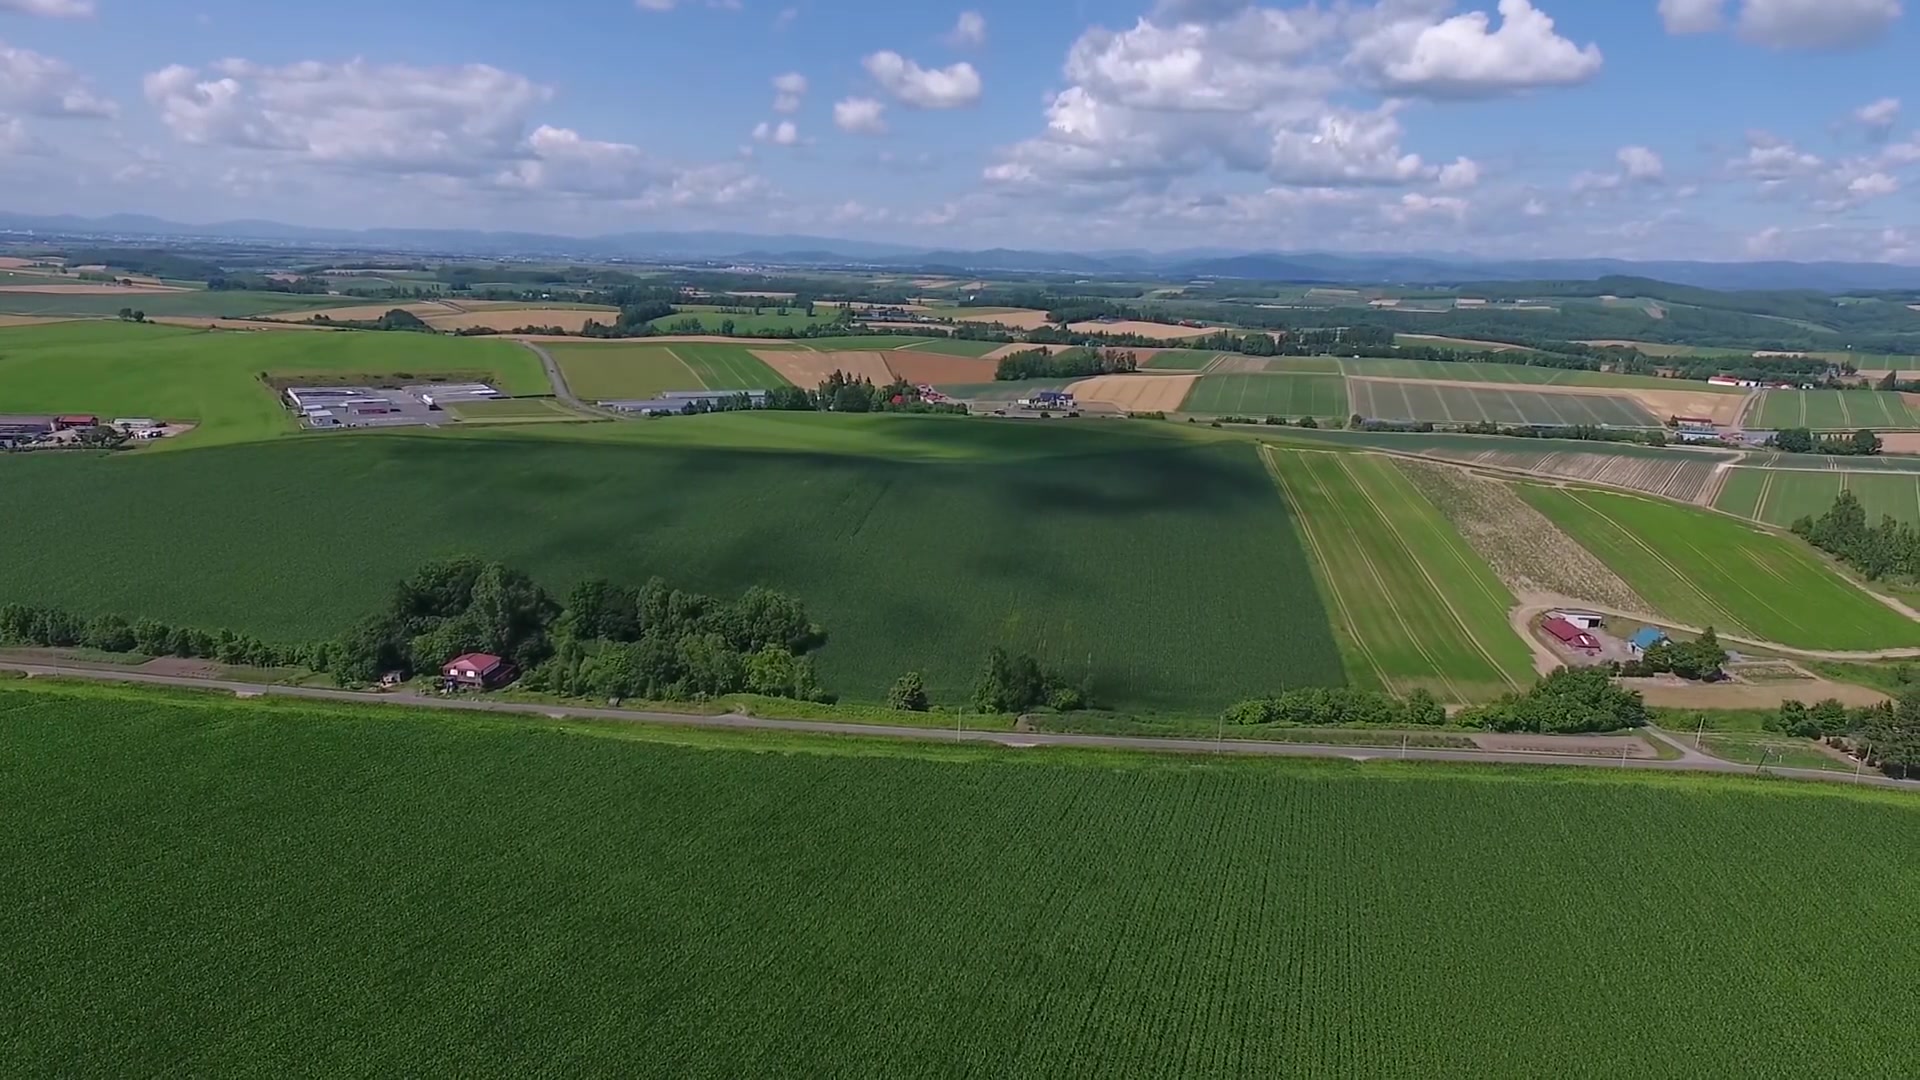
0, 0, 94, 16
1848, 172, 1899, 197
1746, 225, 1784, 255
1737, 0, 1903, 49
1659, 0, 1726, 33
1267, 107, 1430, 185
635, 0, 742, 10
752, 119, 799, 146
0, 113, 32, 153
862, 51, 982, 109
1437, 156, 1481, 189
0, 39, 116, 118
1383, 192, 1469, 224
948, 11, 988, 48
143, 59, 549, 172
1063, 8, 1334, 111
1618, 145, 1665, 181
1731, 132, 1824, 179
1856, 97, 1900, 134
772, 72, 807, 114
495, 125, 663, 198
1349, 0, 1603, 99
833, 97, 887, 135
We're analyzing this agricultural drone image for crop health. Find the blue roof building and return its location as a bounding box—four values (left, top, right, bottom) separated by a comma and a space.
1630, 627, 1669, 654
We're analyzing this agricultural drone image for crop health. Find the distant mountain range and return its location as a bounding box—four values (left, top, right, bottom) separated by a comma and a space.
4, 210, 1919, 293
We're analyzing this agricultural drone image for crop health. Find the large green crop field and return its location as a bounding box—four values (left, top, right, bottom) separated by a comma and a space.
1340, 357, 1744, 394
9, 683, 1913, 1076
1351, 379, 1658, 427
892, 337, 1003, 358
0, 418, 1343, 710
649, 305, 841, 335
1266, 448, 1533, 701
665, 343, 793, 390
1520, 486, 1920, 650
1182, 373, 1349, 417
547, 343, 707, 399
0, 321, 545, 448
0, 290, 354, 318
1716, 468, 1920, 526
1752, 389, 1920, 430
1142, 349, 1222, 371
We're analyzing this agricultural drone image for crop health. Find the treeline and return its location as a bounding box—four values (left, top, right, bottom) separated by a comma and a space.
632, 373, 964, 418
1353, 419, 1675, 447
1223, 667, 1650, 734
1768, 428, 1883, 456
995, 348, 1137, 381
207, 273, 328, 294
308, 308, 435, 333
1771, 691, 1920, 777
0, 603, 316, 669
1792, 491, 1920, 580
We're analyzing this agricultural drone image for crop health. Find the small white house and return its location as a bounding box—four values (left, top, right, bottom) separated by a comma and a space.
1549, 610, 1606, 630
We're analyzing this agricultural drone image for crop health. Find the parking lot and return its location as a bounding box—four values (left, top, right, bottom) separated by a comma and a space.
285, 383, 501, 431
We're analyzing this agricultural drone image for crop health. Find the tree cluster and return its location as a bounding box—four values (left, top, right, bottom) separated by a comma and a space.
1792, 490, 1920, 581
114, 308, 147, 323
329, 557, 557, 685
1457, 667, 1652, 734
1619, 628, 1727, 681
1775, 689, 1920, 777
1223, 686, 1446, 727
0, 603, 316, 670
971, 647, 1090, 713
1768, 428, 1882, 456
309, 308, 435, 333
813, 371, 965, 415
994, 347, 1138, 381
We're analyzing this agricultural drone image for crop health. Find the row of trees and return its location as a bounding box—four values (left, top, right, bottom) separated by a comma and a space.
0, 603, 315, 670
1775, 690, 1920, 777
1222, 668, 1651, 734
1769, 428, 1883, 456
1792, 490, 1920, 581
994, 347, 1138, 381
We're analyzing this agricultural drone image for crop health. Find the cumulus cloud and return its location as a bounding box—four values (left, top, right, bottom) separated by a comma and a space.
862, 51, 982, 109
948, 11, 987, 48
772, 72, 806, 114
1659, 0, 1726, 33
751, 119, 799, 146
1731, 131, 1823, 179
0, 113, 33, 153
0, 0, 94, 16
1855, 97, 1900, 135
1738, 0, 1903, 48
1437, 156, 1481, 189
1267, 107, 1431, 185
1349, 0, 1603, 99
1618, 145, 1665, 181
1063, 8, 1335, 111
833, 97, 887, 135
0, 39, 116, 118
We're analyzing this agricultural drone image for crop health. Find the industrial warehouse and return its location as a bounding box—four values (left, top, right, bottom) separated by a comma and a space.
284, 383, 503, 430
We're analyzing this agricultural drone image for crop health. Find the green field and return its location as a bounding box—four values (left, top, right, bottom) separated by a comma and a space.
0, 321, 545, 448
445, 398, 584, 423
0, 417, 1343, 710
1267, 449, 1534, 700
1350, 379, 1658, 427
795, 335, 956, 351
891, 337, 1003, 358
1752, 390, 1920, 430
665, 343, 792, 390
1716, 468, 1920, 526
1141, 349, 1221, 371
1520, 486, 1920, 650
0, 290, 354, 318
935, 378, 1074, 402
1181, 373, 1349, 417
15, 683, 1913, 1076
650, 306, 840, 335
1343, 357, 1745, 394
1256, 357, 1346, 374
547, 343, 706, 400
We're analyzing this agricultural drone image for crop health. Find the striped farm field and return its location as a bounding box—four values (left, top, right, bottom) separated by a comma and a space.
1338, 358, 1746, 394
1425, 448, 1724, 504
1266, 448, 1535, 701
1350, 379, 1659, 427
1183, 373, 1349, 417
1715, 468, 1920, 527
1751, 390, 1920, 430
1520, 486, 1920, 650
547, 343, 706, 399
669, 343, 793, 390
1141, 349, 1222, 371
888, 338, 1004, 358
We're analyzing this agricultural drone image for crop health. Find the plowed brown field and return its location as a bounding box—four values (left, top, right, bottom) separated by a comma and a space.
882, 351, 997, 384
1066, 374, 1199, 412
0, 283, 189, 295
753, 349, 896, 386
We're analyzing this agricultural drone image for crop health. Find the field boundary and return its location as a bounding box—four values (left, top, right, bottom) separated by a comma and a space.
1262, 448, 1394, 692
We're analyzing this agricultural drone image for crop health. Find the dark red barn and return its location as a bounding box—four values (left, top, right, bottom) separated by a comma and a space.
442, 652, 515, 689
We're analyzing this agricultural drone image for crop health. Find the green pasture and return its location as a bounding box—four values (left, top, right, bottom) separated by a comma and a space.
6, 682, 1914, 1076
1350, 379, 1658, 427
1182, 373, 1349, 417
1341, 357, 1743, 393
1520, 486, 1920, 650
0, 418, 1342, 711
0, 321, 543, 448
1141, 350, 1221, 371
1752, 390, 1920, 430
446, 398, 584, 423
0, 290, 354, 318
650, 305, 841, 335
667, 343, 793, 390
1267, 448, 1533, 701
1255, 357, 1345, 374
547, 343, 706, 400
1716, 468, 1920, 527
890, 338, 1003, 358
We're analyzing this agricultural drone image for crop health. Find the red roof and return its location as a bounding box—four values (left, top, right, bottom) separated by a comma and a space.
1542, 618, 1600, 650
57, 415, 98, 425
443, 652, 503, 674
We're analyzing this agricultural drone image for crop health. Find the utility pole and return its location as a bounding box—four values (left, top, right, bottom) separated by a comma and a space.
1695, 714, 1706, 749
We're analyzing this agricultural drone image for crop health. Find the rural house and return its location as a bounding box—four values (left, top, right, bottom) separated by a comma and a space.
1629, 628, 1670, 656
1549, 610, 1605, 630
442, 653, 515, 690
1542, 617, 1602, 655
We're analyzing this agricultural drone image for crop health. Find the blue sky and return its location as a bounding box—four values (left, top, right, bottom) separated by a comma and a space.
0, 0, 1913, 260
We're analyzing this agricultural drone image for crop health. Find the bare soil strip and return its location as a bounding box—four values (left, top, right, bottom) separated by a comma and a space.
0, 314, 81, 327
424, 308, 618, 333
881, 351, 997, 385
149, 317, 330, 332
1065, 320, 1230, 340
0, 283, 190, 295
980, 342, 1073, 360
1065, 374, 1198, 412
954, 309, 1052, 330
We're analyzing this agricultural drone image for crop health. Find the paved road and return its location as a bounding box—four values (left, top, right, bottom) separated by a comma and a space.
7, 660, 1915, 792
520, 340, 590, 411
